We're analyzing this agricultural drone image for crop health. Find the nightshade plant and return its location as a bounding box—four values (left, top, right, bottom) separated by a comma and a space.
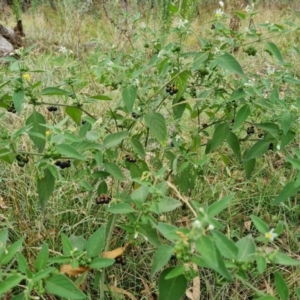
1, 2, 300, 299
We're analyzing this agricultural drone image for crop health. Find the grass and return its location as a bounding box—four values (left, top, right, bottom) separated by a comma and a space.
1, 1, 300, 299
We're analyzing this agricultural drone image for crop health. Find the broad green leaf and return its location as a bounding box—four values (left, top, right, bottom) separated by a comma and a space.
281, 131, 295, 149
275, 271, 289, 300
37, 167, 55, 211
192, 52, 209, 72
41, 87, 71, 96
256, 123, 280, 136
26, 110, 46, 152
130, 138, 146, 159
195, 235, 232, 280
208, 123, 230, 153
286, 157, 300, 171
45, 274, 86, 299
165, 265, 185, 279
61, 233, 73, 256
122, 85, 137, 113
281, 111, 293, 135
151, 197, 181, 214
232, 105, 250, 131
0, 229, 8, 257
131, 185, 149, 203
69, 236, 86, 252
89, 258, 114, 269
244, 158, 256, 179
0, 237, 24, 265
256, 255, 267, 274
207, 195, 233, 217
145, 112, 167, 145
174, 70, 190, 102
88, 94, 111, 101
243, 140, 270, 161
235, 235, 256, 261
0, 274, 24, 295
212, 231, 238, 260
273, 251, 300, 266
13, 90, 24, 113
250, 215, 269, 234
139, 225, 161, 247
106, 203, 135, 214
56, 144, 85, 160
265, 42, 283, 63
151, 244, 174, 277
86, 226, 106, 258
226, 132, 241, 161
65, 107, 82, 125
103, 131, 128, 149
33, 267, 56, 283
17, 253, 28, 274
215, 53, 244, 76
156, 223, 179, 242
158, 267, 187, 300
0, 148, 15, 164
104, 162, 124, 180
272, 181, 300, 205
34, 243, 49, 271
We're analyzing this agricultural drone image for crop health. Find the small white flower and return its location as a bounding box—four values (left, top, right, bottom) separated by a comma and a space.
199, 207, 204, 213
157, 50, 165, 58
244, 79, 255, 88
276, 144, 281, 151
140, 22, 146, 29
133, 78, 140, 87
134, 232, 138, 239
111, 44, 116, 49
219, 1, 224, 8
93, 117, 103, 128
59, 46, 68, 54
290, 105, 298, 112
265, 228, 278, 241
213, 47, 220, 54
175, 135, 180, 141
208, 224, 215, 230
193, 220, 202, 229
194, 164, 198, 169
215, 8, 224, 18
245, 4, 254, 14
177, 19, 188, 29
267, 66, 275, 75
107, 60, 114, 67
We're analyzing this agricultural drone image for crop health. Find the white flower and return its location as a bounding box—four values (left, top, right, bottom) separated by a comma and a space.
133, 78, 140, 87
215, 8, 224, 18
276, 144, 281, 151
134, 232, 138, 239
265, 228, 278, 241
107, 60, 114, 67
219, 1, 224, 8
208, 224, 215, 230
177, 19, 188, 29
140, 22, 146, 29
290, 105, 298, 112
267, 66, 275, 75
245, 4, 254, 14
157, 50, 165, 58
175, 135, 180, 141
212, 47, 220, 54
244, 79, 255, 88
193, 220, 202, 229
199, 207, 204, 213
93, 117, 103, 128
59, 46, 68, 54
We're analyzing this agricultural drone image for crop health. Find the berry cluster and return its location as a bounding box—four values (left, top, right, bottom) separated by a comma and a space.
125, 154, 136, 163
115, 256, 126, 266
16, 154, 29, 167
47, 106, 58, 112
55, 160, 71, 169
244, 46, 257, 56
96, 194, 111, 205
7, 103, 16, 113
247, 126, 255, 135
166, 84, 178, 95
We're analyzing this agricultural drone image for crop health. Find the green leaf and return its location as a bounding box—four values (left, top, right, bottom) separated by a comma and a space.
139, 225, 161, 247
26, 110, 46, 153
156, 223, 179, 242
226, 132, 241, 161
212, 231, 238, 260
281, 111, 293, 135
275, 271, 289, 300
265, 42, 283, 63
104, 162, 124, 180
255, 297, 277, 300
88, 94, 111, 101
0, 237, 24, 265
145, 112, 167, 146
208, 123, 230, 153
131, 185, 149, 203
13, 90, 24, 113
0, 229, 8, 257
151, 197, 181, 214
86, 226, 106, 258
56, 144, 85, 160
151, 244, 174, 277
235, 235, 256, 261
61, 233, 73, 256
250, 215, 269, 234
192, 52, 209, 72
244, 158, 256, 179
281, 131, 295, 149
215, 53, 244, 76
65, 107, 82, 125
17, 253, 28, 274
195, 235, 232, 280
232, 105, 250, 131
89, 258, 114, 269
41, 87, 71, 96
256, 255, 267, 274
37, 167, 55, 211
174, 70, 190, 102
164, 265, 185, 279
45, 274, 86, 299
244, 140, 270, 161
33, 267, 56, 283
158, 267, 187, 300
106, 203, 135, 214
34, 243, 49, 271
0, 274, 24, 295
130, 138, 146, 159
272, 181, 300, 205
207, 195, 233, 217
103, 131, 128, 149
273, 251, 300, 266
122, 85, 137, 113
256, 123, 280, 136
286, 157, 300, 171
